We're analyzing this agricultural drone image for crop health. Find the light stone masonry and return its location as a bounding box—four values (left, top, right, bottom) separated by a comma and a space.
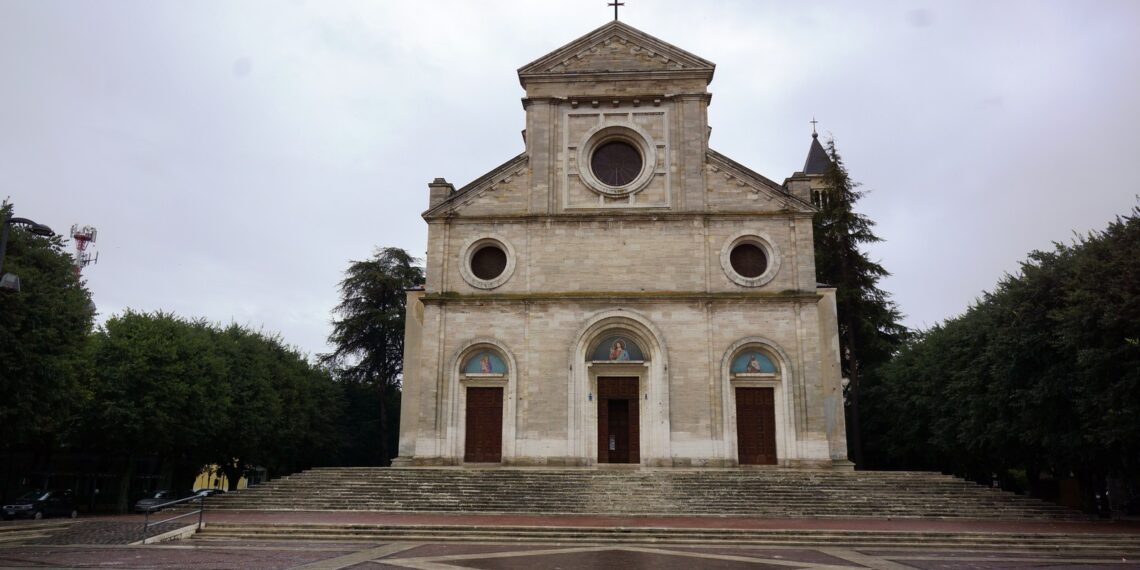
395, 21, 851, 470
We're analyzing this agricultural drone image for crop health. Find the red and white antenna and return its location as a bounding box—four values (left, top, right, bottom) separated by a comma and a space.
71, 224, 98, 277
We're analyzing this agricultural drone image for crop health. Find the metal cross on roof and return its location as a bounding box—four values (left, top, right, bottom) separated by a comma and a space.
608, 0, 625, 20
810, 117, 819, 136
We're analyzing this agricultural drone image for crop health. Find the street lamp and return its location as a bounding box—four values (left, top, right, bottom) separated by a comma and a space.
0, 213, 56, 292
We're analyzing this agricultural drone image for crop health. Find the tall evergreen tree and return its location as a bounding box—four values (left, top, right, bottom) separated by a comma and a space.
810, 137, 906, 467
322, 247, 424, 465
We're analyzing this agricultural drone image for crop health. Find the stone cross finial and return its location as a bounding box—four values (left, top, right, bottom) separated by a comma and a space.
608, 0, 624, 20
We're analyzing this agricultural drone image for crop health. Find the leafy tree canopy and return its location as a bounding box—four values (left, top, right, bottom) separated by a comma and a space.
84, 311, 343, 490
862, 204, 1140, 508
0, 202, 94, 451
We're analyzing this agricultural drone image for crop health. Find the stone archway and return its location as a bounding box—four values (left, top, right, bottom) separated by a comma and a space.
567, 309, 671, 466
719, 337, 797, 467
447, 339, 519, 464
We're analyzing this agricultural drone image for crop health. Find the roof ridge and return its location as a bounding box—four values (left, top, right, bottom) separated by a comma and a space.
707, 149, 815, 211
517, 20, 715, 79
422, 153, 528, 218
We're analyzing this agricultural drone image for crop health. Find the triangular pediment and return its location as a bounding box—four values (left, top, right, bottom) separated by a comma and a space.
423, 154, 530, 219
706, 150, 816, 214
518, 21, 715, 80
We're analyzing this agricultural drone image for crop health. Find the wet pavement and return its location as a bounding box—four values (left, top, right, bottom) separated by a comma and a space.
0, 512, 1138, 569
21, 520, 187, 545
2, 540, 1139, 569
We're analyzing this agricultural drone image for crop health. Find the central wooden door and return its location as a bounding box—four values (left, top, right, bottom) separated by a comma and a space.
597, 377, 639, 464
607, 399, 631, 463
464, 386, 503, 463
736, 387, 777, 465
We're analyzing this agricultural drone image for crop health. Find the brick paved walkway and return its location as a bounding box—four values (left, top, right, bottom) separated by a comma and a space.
1, 512, 1138, 569
2, 539, 1138, 569
24, 520, 187, 545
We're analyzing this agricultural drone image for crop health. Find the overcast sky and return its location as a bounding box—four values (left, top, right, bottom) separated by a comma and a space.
3, 0, 1138, 357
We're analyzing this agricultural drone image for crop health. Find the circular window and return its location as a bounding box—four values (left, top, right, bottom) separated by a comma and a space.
729, 243, 767, 278
470, 245, 507, 280
720, 231, 781, 287
459, 235, 517, 290
576, 124, 657, 196
591, 141, 642, 187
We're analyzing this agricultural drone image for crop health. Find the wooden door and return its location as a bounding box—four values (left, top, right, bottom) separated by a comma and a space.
607, 399, 630, 463
736, 387, 777, 465
464, 387, 503, 463
597, 377, 639, 464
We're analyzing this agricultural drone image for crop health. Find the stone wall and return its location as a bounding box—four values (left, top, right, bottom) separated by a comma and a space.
402, 295, 834, 467
396, 20, 847, 470
424, 215, 816, 297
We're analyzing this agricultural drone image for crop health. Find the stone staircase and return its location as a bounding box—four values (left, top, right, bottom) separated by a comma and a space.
201, 467, 1083, 520
192, 523, 1138, 553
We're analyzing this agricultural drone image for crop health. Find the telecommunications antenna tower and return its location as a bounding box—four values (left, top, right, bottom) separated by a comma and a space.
71, 224, 98, 277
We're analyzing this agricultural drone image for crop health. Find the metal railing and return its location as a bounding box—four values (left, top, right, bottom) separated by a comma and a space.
140, 493, 207, 543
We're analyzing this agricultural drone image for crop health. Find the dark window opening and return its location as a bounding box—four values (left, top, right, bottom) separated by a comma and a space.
471, 245, 507, 280
591, 141, 642, 186
730, 243, 767, 278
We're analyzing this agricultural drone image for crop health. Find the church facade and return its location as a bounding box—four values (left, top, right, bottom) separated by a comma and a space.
395, 21, 851, 469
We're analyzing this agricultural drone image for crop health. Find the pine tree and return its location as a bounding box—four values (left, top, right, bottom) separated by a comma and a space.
811, 138, 906, 467
321, 247, 424, 465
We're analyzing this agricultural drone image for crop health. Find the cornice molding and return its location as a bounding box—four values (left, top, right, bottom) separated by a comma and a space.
423, 210, 816, 223
421, 291, 823, 305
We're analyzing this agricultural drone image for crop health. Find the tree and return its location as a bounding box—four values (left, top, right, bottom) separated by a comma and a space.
322, 247, 424, 466
210, 324, 343, 489
0, 201, 95, 456
85, 311, 345, 506
810, 139, 906, 467
85, 311, 229, 509
864, 205, 1140, 512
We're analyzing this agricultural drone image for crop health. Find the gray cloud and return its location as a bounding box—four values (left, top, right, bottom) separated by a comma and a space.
3, 0, 1138, 354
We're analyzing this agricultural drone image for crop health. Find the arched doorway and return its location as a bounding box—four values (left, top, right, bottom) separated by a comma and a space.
590, 334, 646, 464
458, 346, 509, 463
568, 310, 671, 466
721, 339, 794, 466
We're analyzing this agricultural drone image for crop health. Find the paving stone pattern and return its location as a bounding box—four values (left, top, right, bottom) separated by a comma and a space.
2, 516, 1139, 569
24, 520, 188, 545
2, 541, 1137, 570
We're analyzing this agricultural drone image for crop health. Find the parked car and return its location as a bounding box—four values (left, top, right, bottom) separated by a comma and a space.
2, 489, 77, 520
132, 490, 194, 513
193, 488, 226, 497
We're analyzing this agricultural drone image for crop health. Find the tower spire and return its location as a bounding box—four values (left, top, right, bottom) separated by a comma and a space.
803, 118, 830, 175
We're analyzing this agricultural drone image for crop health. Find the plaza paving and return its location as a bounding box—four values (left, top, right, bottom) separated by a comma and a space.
1, 512, 1139, 569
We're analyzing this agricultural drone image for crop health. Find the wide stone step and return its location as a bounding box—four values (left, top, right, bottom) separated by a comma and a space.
210, 495, 1065, 505
194, 523, 1135, 552
199, 467, 1086, 520
202, 506, 1076, 520
214, 495, 1053, 504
